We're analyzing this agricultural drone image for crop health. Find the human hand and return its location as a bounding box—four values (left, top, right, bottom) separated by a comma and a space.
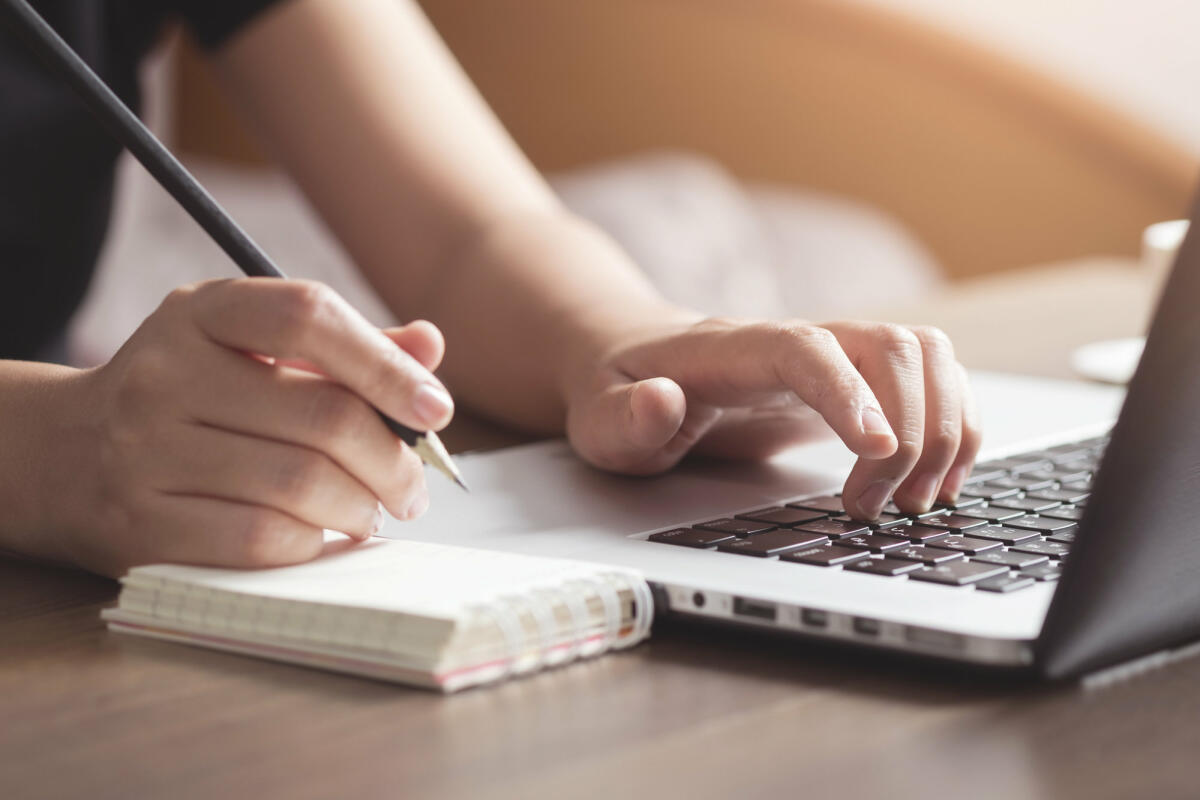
564, 316, 980, 520
50, 278, 453, 577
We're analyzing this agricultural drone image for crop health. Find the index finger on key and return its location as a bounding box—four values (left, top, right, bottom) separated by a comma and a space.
186, 278, 454, 432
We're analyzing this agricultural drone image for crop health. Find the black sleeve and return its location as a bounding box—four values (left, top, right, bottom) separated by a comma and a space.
171, 0, 291, 49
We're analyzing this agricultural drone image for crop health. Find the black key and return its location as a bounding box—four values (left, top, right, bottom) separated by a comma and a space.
649, 528, 735, 548
1002, 515, 1077, 534
955, 506, 1025, 523
693, 518, 776, 537
882, 502, 945, 519
1010, 540, 1072, 560
1008, 459, 1054, 475
793, 519, 871, 539
842, 557, 923, 576
960, 485, 1021, 501
897, 524, 951, 543
970, 549, 1049, 569
865, 513, 912, 530
975, 574, 1036, 593
987, 476, 1057, 492
735, 506, 828, 526
1023, 467, 1091, 484
780, 544, 871, 566
909, 561, 1009, 586
1020, 562, 1063, 582
717, 530, 830, 557
1028, 487, 1090, 504
974, 458, 1029, 472
962, 524, 1041, 545
920, 513, 989, 532
925, 535, 1002, 555
1041, 506, 1084, 522
890, 545, 964, 565
839, 533, 910, 553
1046, 529, 1077, 544
964, 467, 1007, 484
990, 496, 1063, 514
946, 495, 986, 510
787, 495, 844, 514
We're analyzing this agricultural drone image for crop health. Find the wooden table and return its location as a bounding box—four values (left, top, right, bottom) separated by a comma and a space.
3, 259, 1193, 800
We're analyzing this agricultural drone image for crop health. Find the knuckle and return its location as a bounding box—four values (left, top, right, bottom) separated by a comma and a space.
273, 452, 327, 505
277, 280, 339, 339
385, 446, 425, 510
238, 511, 297, 566
305, 384, 364, 441
786, 324, 838, 352
909, 325, 955, 359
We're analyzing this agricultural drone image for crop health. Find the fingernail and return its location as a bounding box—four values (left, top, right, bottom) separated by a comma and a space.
910, 473, 941, 511
368, 504, 384, 538
857, 480, 894, 519
413, 383, 453, 428
406, 489, 430, 520
860, 407, 892, 437
942, 465, 968, 501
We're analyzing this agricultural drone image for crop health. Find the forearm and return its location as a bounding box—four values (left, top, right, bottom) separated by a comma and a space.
212, 0, 688, 431
0, 361, 88, 565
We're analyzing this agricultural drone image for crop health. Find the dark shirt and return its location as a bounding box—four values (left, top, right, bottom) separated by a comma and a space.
0, 0, 282, 361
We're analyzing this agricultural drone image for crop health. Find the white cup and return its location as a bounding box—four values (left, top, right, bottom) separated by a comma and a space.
1142, 218, 1189, 293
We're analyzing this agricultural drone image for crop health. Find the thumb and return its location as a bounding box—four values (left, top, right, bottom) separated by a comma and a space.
567, 375, 702, 475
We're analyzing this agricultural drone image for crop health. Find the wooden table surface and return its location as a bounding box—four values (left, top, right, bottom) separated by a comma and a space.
3, 258, 1192, 800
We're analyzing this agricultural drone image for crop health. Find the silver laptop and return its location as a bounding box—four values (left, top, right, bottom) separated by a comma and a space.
392, 198, 1200, 680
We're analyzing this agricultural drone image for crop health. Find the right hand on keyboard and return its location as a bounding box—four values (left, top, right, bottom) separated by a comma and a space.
563, 316, 981, 521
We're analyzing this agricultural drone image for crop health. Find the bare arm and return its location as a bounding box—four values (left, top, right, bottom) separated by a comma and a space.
209, 0, 981, 518
211, 0, 675, 432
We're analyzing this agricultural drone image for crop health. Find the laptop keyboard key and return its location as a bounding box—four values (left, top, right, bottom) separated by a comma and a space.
780, 544, 871, 566
890, 545, 964, 565
1002, 515, 1077, 534
694, 518, 776, 537
990, 496, 1063, 514
839, 533, 910, 553
735, 506, 828, 526
842, 557, 923, 576
896, 524, 951, 543
920, 513, 989, 532
909, 561, 1009, 586
925, 535, 1002, 555
955, 506, 1025, 523
970, 549, 1048, 569
988, 476, 1056, 491
1027, 487, 1090, 504
787, 495, 844, 514
961, 485, 1021, 501
1041, 506, 1084, 522
649, 528, 736, 548
975, 574, 1036, 593
793, 519, 870, 539
1010, 540, 1071, 560
1020, 562, 1063, 581
961, 524, 1041, 545
717, 530, 830, 556
1046, 529, 1077, 544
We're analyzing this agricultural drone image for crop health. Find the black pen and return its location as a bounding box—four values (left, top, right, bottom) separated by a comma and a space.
1, 0, 468, 491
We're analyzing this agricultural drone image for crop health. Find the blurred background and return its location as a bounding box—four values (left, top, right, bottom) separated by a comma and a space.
70, 0, 1200, 377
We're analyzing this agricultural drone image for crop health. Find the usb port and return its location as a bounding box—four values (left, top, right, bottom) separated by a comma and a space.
853, 617, 881, 637
801, 608, 828, 628
733, 597, 777, 622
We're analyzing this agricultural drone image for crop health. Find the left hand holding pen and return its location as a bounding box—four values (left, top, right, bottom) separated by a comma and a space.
564, 317, 981, 521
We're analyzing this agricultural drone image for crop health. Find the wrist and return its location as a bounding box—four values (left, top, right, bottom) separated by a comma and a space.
0, 362, 96, 566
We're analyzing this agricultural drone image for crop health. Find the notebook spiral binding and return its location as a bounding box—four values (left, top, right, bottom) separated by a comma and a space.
474, 570, 654, 683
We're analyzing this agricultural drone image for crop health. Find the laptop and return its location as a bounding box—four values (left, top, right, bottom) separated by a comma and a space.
391, 199, 1200, 681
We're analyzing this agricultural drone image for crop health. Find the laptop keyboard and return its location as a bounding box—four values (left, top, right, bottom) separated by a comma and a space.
646, 435, 1108, 593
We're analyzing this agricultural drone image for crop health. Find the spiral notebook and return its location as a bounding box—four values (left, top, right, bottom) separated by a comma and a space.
101, 538, 653, 692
